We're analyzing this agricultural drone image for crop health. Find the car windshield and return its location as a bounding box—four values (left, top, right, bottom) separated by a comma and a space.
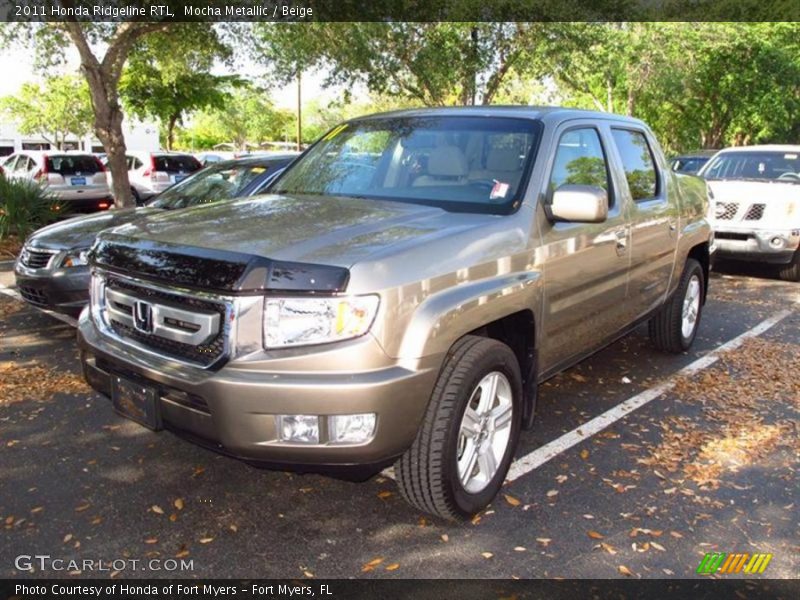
148, 161, 274, 209
46, 155, 101, 175
671, 156, 710, 175
702, 151, 800, 183
271, 116, 542, 214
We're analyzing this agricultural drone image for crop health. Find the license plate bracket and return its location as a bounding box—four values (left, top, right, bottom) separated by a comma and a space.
71, 177, 86, 186
111, 376, 162, 430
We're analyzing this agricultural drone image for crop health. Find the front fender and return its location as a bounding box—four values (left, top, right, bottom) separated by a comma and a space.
395, 270, 542, 360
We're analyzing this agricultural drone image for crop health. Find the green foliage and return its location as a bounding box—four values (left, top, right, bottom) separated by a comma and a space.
0, 75, 93, 149
0, 177, 59, 240
174, 87, 294, 151
120, 25, 240, 150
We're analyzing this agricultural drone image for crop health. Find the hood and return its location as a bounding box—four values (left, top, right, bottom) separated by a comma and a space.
26, 208, 162, 250
105, 194, 498, 269
707, 180, 800, 204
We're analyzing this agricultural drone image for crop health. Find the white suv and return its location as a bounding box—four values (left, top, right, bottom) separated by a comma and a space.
3, 151, 112, 212
120, 151, 203, 203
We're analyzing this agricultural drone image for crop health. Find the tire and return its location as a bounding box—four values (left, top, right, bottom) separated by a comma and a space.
395, 335, 522, 521
778, 249, 800, 282
130, 187, 141, 206
649, 258, 704, 353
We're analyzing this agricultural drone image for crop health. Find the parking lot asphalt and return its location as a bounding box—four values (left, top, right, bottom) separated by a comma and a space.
0, 261, 798, 580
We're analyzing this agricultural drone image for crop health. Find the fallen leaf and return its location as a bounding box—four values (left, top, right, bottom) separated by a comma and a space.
670, 531, 684, 538
536, 538, 552, 546
618, 565, 634, 577
74, 503, 90, 513
151, 505, 164, 515
580, 449, 590, 460
30, 507, 44, 514
303, 571, 314, 578
441, 534, 449, 542
199, 537, 214, 544
144, 538, 158, 545
651, 542, 666, 552
546, 489, 559, 498
169, 514, 178, 523
583, 514, 595, 519
230, 525, 238, 533
504, 494, 521, 507
587, 530, 604, 540
362, 557, 384, 572
600, 543, 617, 555
63, 534, 73, 543
175, 549, 190, 559
481, 552, 493, 559
513, 546, 526, 552
385, 563, 400, 571
174, 498, 184, 510
377, 491, 392, 499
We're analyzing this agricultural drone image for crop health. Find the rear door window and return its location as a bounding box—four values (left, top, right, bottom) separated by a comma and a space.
154, 155, 201, 173
611, 129, 659, 201
46, 155, 101, 175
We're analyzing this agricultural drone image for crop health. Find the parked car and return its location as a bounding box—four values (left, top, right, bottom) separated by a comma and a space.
14, 154, 296, 315
669, 150, 717, 175
699, 145, 800, 281
2, 151, 112, 212
195, 151, 236, 167
113, 151, 203, 204
77, 107, 711, 520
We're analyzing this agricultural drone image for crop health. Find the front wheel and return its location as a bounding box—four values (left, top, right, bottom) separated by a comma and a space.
395, 336, 522, 520
649, 258, 704, 353
778, 249, 800, 282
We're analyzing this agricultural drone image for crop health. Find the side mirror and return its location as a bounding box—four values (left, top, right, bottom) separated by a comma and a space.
549, 184, 608, 223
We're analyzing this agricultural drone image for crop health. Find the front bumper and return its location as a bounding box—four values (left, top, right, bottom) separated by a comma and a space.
713, 227, 800, 264
14, 262, 90, 315
77, 309, 441, 469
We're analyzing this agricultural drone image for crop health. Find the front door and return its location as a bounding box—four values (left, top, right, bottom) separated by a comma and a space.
537, 123, 632, 376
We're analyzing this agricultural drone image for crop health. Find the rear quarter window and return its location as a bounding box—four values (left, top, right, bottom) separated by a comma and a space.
611, 129, 659, 201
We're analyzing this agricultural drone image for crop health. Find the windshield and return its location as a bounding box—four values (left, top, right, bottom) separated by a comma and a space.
702, 151, 800, 183
671, 156, 710, 175
148, 161, 276, 209
153, 155, 201, 173
271, 116, 542, 213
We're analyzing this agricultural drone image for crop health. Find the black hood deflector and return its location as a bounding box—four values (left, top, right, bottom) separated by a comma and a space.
90, 234, 349, 294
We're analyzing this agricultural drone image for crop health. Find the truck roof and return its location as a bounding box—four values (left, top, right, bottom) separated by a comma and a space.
716, 144, 800, 153
351, 105, 648, 127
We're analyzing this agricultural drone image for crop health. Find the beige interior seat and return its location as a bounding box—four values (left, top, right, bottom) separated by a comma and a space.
413, 146, 468, 186
469, 147, 523, 189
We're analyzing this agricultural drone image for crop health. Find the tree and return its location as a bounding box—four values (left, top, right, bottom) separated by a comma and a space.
120, 26, 240, 151
1, 3, 219, 207
254, 23, 546, 107
0, 75, 93, 150
176, 87, 294, 151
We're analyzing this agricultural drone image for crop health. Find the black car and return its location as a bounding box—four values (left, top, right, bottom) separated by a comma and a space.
14, 154, 297, 315
669, 150, 718, 175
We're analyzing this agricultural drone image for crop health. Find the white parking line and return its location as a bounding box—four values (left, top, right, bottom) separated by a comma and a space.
382, 309, 791, 483
0, 283, 78, 328
505, 309, 791, 482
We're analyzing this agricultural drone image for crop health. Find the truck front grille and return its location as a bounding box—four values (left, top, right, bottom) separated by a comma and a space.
101, 276, 229, 367
743, 203, 765, 220
20, 247, 56, 269
715, 202, 739, 221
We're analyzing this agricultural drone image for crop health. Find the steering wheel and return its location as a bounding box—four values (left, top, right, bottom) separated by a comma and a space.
777, 172, 800, 181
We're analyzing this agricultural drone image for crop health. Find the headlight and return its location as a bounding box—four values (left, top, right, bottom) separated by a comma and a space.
264, 295, 380, 348
61, 249, 89, 268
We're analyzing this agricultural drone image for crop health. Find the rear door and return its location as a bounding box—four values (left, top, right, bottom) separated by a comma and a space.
537, 122, 633, 375
609, 127, 677, 321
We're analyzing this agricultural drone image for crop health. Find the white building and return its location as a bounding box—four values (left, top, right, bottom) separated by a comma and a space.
0, 119, 160, 157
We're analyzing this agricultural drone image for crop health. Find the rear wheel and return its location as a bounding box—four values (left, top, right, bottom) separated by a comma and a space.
395, 336, 522, 520
649, 258, 704, 353
778, 249, 800, 282
130, 187, 141, 206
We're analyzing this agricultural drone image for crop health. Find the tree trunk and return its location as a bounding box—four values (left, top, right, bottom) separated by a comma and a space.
166, 113, 179, 151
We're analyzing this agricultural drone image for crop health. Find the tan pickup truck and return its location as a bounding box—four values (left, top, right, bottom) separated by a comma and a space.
77, 107, 712, 520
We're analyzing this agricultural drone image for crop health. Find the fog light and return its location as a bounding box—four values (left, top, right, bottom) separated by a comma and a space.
329, 413, 376, 444
278, 415, 319, 444
770, 236, 784, 248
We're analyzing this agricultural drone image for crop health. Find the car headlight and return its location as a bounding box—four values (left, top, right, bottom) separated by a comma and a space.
61, 249, 89, 268
264, 295, 380, 349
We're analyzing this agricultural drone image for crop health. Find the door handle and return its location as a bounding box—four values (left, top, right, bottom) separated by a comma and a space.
615, 230, 628, 255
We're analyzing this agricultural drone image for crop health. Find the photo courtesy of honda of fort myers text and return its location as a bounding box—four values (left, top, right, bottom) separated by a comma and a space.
1, 0, 799, 599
